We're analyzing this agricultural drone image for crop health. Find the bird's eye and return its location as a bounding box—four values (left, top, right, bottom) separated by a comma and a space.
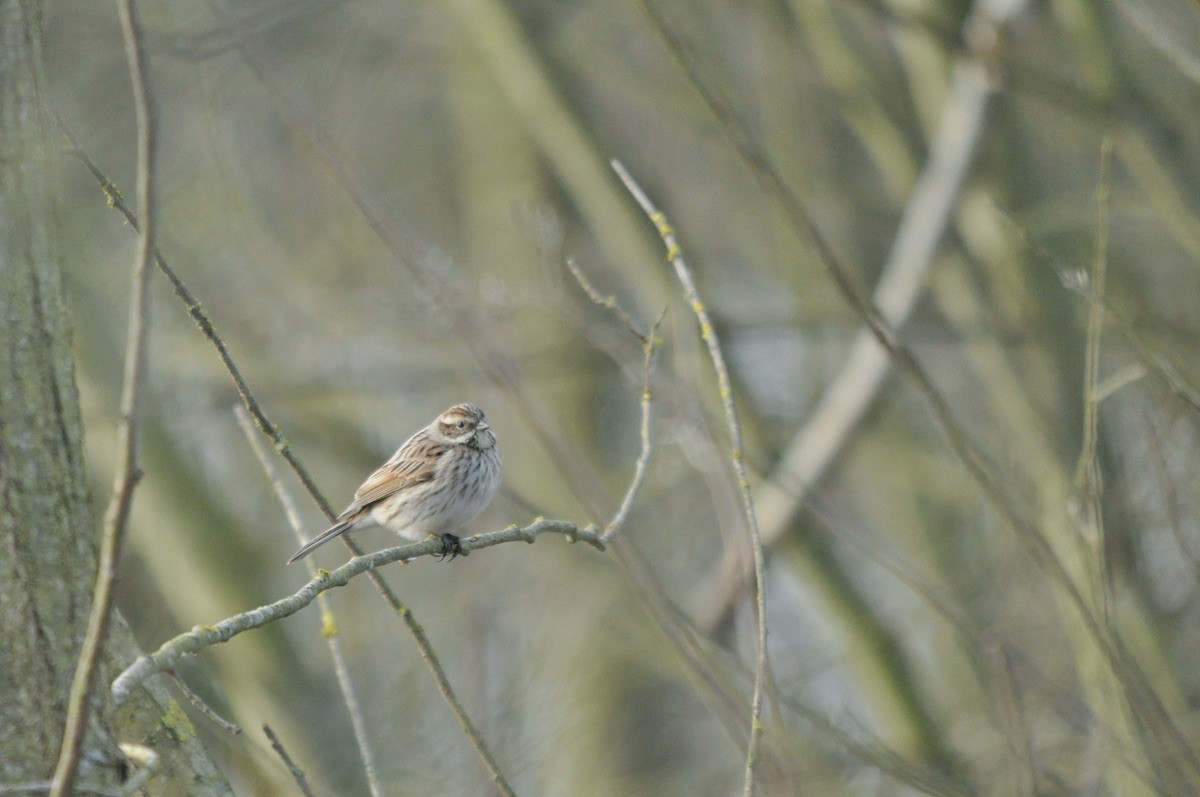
457, 421, 466, 429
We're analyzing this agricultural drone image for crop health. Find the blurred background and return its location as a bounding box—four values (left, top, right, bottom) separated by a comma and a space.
40, 0, 1200, 794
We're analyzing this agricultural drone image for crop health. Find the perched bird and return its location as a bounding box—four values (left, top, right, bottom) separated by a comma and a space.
288, 403, 501, 563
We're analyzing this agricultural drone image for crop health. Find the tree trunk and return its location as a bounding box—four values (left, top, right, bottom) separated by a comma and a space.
0, 2, 230, 791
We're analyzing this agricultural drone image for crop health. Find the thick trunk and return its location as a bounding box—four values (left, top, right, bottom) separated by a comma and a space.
0, 2, 230, 792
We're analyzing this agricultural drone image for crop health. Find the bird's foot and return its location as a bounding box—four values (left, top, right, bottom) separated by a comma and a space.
434, 533, 462, 561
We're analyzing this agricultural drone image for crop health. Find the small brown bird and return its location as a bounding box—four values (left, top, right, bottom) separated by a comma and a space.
288, 403, 501, 563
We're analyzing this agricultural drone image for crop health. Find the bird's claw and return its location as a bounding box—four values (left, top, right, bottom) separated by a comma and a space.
434, 533, 462, 561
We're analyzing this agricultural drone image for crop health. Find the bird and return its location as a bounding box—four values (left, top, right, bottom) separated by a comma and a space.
288, 403, 501, 563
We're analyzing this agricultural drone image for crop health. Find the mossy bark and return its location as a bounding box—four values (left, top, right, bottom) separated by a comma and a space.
0, 2, 230, 792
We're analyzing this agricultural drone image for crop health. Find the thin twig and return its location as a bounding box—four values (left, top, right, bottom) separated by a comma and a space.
610, 160, 770, 797
1053, 146, 1192, 791
566, 258, 665, 543
169, 673, 242, 736
50, 2, 156, 794
111, 519, 603, 703
1070, 138, 1157, 791
1075, 138, 1112, 491
995, 202, 1200, 416
566, 257, 650, 344
565, 262, 753, 749
57, 120, 337, 521
234, 405, 382, 797
262, 724, 317, 797
604, 309, 665, 544
1075, 134, 1114, 625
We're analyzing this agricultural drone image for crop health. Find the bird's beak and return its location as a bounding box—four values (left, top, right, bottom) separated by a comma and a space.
477, 422, 490, 431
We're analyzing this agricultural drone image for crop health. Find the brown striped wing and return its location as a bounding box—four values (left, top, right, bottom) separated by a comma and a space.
335, 442, 445, 521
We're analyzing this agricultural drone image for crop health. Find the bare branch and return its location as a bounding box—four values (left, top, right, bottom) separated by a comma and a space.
234, 406, 382, 797
610, 159, 770, 796
111, 520, 603, 704
169, 673, 242, 736
603, 308, 665, 544
58, 119, 337, 521
262, 725, 316, 797
566, 257, 650, 342
51, 1, 157, 793
566, 258, 665, 544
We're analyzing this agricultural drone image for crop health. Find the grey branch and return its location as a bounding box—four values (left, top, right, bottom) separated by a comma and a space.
262, 725, 316, 797
112, 520, 602, 704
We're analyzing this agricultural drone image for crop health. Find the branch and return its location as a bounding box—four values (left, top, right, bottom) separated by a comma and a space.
112, 519, 602, 701
565, 258, 665, 544
169, 673, 241, 736
566, 258, 652, 345
51, 1, 157, 793
610, 159, 770, 797
69, 130, 521, 792
58, 121, 338, 521
234, 406, 381, 797
604, 308, 664, 544
262, 725, 317, 797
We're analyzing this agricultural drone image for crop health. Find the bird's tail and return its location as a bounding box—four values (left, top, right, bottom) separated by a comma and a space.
287, 520, 355, 564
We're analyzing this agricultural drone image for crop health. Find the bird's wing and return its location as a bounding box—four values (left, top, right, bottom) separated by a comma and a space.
335, 442, 445, 521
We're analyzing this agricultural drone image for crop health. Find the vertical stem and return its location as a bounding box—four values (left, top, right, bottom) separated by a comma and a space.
50, 0, 157, 793
611, 159, 771, 795
235, 406, 384, 797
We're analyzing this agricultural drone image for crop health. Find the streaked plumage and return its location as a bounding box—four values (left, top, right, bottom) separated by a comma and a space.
288, 403, 501, 563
